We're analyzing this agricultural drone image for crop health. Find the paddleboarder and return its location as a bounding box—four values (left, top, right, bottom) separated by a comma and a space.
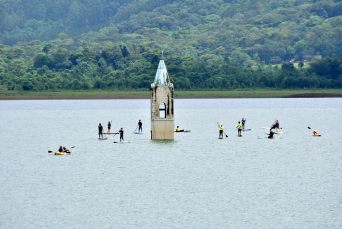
268, 129, 274, 138
138, 119, 143, 133
271, 120, 280, 131
242, 118, 246, 130
218, 124, 224, 138
98, 123, 104, 139
119, 128, 124, 142
236, 121, 242, 136
107, 121, 111, 133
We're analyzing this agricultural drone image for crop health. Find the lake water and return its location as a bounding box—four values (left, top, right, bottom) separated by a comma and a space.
0, 98, 342, 228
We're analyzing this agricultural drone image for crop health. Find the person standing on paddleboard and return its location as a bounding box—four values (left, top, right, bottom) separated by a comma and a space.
237, 121, 242, 136
242, 118, 246, 130
268, 129, 274, 138
119, 128, 124, 142
218, 124, 224, 138
138, 119, 143, 133
98, 123, 104, 139
107, 121, 111, 133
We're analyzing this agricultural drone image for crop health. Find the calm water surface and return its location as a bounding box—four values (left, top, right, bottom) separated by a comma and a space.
0, 98, 342, 228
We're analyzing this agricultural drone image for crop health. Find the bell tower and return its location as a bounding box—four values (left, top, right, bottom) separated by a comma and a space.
150, 52, 174, 140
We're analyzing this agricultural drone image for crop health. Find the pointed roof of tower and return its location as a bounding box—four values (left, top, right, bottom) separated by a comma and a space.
151, 60, 173, 87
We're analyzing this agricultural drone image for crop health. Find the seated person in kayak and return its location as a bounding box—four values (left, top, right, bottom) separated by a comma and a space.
176, 126, 184, 132
313, 130, 320, 136
268, 129, 274, 138
58, 146, 64, 152
62, 146, 69, 152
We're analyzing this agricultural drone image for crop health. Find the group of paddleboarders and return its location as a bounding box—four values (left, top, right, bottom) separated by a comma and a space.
97, 119, 143, 142
218, 118, 247, 138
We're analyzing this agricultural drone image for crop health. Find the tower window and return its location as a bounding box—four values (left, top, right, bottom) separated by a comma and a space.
159, 103, 166, 118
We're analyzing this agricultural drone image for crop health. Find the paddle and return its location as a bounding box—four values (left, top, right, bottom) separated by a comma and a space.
217, 122, 228, 138
133, 125, 138, 134
308, 127, 311, 129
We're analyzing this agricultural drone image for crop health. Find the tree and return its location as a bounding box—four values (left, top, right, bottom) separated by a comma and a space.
298, 61, 304, 68
43, 44, 52, 56
34, 54, 51, 68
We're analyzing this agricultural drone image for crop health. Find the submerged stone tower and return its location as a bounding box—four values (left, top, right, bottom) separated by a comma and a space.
150, 56, 174, 140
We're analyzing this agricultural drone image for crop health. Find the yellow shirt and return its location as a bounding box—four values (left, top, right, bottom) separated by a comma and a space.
176, 128, 180, 131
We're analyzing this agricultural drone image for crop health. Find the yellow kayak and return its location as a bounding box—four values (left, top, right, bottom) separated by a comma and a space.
55, 151, 70, 155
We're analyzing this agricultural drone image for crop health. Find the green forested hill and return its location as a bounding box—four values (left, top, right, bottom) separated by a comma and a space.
0, 0, 342, 92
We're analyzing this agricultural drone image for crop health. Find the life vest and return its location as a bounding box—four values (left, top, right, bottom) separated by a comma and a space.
220, 126, 224, 131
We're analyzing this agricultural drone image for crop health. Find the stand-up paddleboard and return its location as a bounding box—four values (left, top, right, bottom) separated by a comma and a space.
114, 141, 130, 143
242, 129, 251, 131
175, 130, 191, 132
103, 133, 119, 135
134, 132, 144, 134
262, 127, 271, 129
218, 137, 224, 139
98, 138, 108, 140
237, 135, 243, 137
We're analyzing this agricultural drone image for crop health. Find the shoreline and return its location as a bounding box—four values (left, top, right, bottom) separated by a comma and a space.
1, 90, 342, 100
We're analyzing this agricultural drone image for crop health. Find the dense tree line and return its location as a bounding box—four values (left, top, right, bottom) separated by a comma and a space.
0, 0, 342, 65
0, 42, 341, 92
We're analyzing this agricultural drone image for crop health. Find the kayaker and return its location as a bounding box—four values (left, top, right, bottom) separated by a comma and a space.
176, 126, 184, 132
242, 118, 246, 130
138, 119, 143, 132
236, 121, 242, 136
98, 123, 104, 139
62, 146, 69, 152
107, 121, 111, 133
58, 146, 63, 152
313, 130, 320, 136
268, 129, 274, 138
119, 128, 124, 142
218, 124, 224, 138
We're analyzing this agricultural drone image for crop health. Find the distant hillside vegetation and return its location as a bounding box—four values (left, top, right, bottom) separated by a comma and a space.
1, 0, 342, 64
1, 0, 342, 93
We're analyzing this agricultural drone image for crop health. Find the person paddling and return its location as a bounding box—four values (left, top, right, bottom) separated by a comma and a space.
236, 121, 242, 136
271, 120, 280, 131
119, 128, 124, 142
107, 121, 111, 133
242, 118, 246, 130
58, 146, 63, 152
218, 124, 224, 138
138, 119, 143, 133
313, 130, 320, 136
268, 129, 274, 138
176, 126, 184, 132
98, 123, 104, 139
